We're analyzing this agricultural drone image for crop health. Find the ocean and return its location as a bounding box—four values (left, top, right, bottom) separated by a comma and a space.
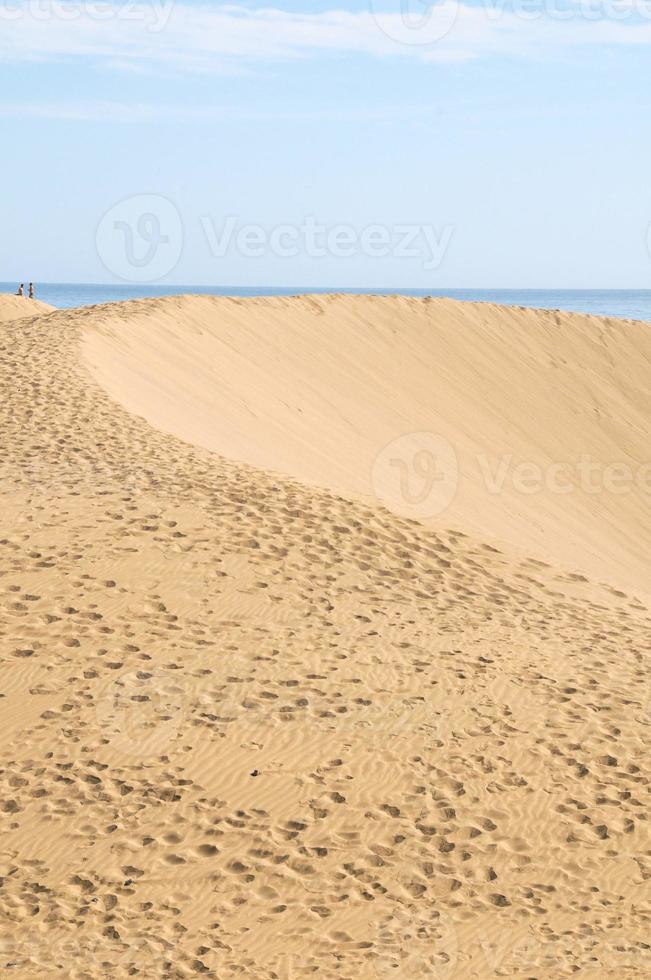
3, 284, 651, 322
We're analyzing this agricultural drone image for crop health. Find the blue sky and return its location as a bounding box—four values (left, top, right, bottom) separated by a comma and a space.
2, 0, 651, 287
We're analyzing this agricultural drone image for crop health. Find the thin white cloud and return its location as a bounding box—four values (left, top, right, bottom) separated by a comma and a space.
1, 0, 651, 71
0, 98, 438, 123
0, 100, 183, 122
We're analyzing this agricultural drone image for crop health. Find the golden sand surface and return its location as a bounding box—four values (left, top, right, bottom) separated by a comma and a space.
0, 295, 54, 323
0, 294, 649, 978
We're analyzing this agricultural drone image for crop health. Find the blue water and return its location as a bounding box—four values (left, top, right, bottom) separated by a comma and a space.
3, 284, 651, 321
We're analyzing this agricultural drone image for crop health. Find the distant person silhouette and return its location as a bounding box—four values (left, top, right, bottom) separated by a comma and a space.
28, 283, 35, 299
16, 283, 24, 297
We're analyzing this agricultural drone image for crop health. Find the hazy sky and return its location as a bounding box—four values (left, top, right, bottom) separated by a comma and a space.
2, 0, 651, 287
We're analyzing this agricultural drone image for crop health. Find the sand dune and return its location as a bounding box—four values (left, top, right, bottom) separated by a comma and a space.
0, 293, 649, 978
83, 294, 651, 597
0, 294, 54, 323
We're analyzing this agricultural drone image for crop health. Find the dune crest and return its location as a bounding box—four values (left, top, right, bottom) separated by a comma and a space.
84, 293, 651, 596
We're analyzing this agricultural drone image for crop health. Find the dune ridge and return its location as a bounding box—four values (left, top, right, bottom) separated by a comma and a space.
0, 293, 649, 978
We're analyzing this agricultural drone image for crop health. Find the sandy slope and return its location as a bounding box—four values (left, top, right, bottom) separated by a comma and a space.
83, 294, 651, 598
0, 293, 649, 978
0, 295, 54, 322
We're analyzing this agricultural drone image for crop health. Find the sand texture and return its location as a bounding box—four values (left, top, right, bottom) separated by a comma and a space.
0, 295, 55, 323
0, 293, 649, 978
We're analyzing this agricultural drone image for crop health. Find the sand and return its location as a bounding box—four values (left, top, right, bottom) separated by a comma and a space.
0, 295, 54, 323
84, 294, 651, 598
0, 293, 649, 978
